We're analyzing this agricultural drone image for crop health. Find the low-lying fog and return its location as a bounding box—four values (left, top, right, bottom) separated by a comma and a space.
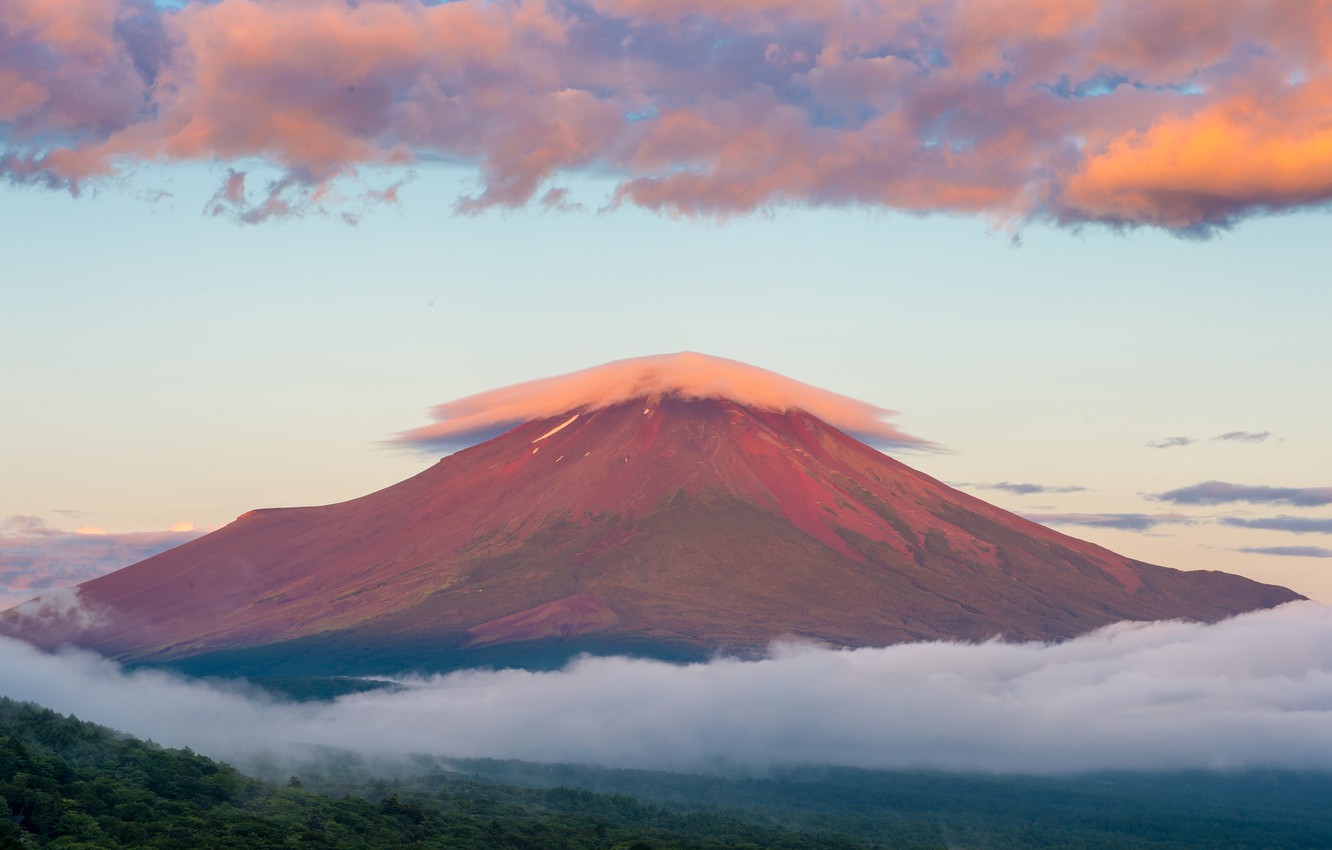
4, 601, 1332, 775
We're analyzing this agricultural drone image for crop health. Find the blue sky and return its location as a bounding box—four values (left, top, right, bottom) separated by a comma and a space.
3, 160, 1331, 604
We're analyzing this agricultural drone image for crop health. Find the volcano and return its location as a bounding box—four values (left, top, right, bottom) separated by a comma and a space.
0, 361, 1300, 677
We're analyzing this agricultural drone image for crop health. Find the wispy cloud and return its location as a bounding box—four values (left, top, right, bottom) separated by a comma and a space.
1146, 436, 1194, 450
960, 482, 1088, 496
1234, 546, 1332, 559
3, 603, 1332, 774
1154, 482, 1332, 507
0, 515, 204, 610
1213, 431, 1274, 443
4, 0, 1332, 231
1022, 512, 1193, 532
1222, 516, 1332, 535
1146, 431, 1275, 449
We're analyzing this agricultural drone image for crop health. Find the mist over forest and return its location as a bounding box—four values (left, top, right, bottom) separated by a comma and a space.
3, 601, 1331, 778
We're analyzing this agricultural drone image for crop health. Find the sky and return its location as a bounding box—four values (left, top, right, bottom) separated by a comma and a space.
3, 0, 1332, 613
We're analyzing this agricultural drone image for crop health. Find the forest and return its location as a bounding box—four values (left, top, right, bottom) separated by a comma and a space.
4, 695, 1332, 849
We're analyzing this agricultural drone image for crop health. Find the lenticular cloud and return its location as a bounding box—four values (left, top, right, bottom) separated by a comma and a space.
3, 602, 1332, 775
396, 352, 934, 450
3, 0, 1332, 231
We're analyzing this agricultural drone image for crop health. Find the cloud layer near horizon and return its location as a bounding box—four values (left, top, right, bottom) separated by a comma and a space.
4, 0, 1331, 230
397, 352, 933, 451
3, 602, 1332, 774
0, 515, 204, 610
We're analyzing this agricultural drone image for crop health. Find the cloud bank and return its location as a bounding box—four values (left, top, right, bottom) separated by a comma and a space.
3, 603, 1332, 774
3, 0, 1332, 231
397, 352, 934, 451
0, 515, 204, 610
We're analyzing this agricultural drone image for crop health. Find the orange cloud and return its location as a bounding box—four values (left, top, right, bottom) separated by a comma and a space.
1063, 88, 1332, 229
3, 0, 1331, 230
398, 352, 935, 451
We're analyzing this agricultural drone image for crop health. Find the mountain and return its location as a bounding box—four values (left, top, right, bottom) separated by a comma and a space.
0, 395, 1300, 676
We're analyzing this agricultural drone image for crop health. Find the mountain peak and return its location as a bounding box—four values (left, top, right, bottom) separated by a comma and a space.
1, 389, 1300, 677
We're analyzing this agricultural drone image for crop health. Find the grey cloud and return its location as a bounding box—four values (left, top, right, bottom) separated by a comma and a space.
1235, 546, 1332, 559
963, 482, 1088, 496
1144, 432, 1276, 450
1213, 431, 1274, 443
1022, 513, 1192, 532
1154, 482, 1332, 507
3, 603, 1332, 775
1222, 517, 1332, 535
1146, 436, 1194, 449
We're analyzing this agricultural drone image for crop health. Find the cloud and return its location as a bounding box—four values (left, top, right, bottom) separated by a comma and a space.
0, 515, 205, 610
1021, 512, 1193, 532
1222, 516, 1332, 535
962, 482, 1087, 496
1213, 431, 1274, 443
1146, 432, 1275, 450
396, 352, 935, 452
1154, 482, 1332, 507
1146, 436, 1194, 449
4, 0, 1332, 231
4, 603, 1332, 774
1235, 546, 1332, 559
6, 587, 108, 632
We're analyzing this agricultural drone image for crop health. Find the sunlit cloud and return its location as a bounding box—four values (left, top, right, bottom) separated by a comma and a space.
4, 0, 1332, 231
397, 352, 935, 452
3, 603, 1332, 774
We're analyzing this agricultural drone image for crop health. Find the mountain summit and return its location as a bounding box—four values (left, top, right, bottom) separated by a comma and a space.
1, 359, 1300, 676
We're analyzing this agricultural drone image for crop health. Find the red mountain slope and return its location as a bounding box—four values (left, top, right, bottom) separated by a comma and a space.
1, 397, 1301, 673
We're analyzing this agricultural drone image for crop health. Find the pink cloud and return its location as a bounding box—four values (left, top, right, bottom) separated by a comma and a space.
3, 0, 1331, 231
397, 352, 935, 451
0, 515, 204, 610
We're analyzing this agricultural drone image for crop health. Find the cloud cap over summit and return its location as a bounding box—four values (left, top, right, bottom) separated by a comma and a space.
397, 352, 935, 451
